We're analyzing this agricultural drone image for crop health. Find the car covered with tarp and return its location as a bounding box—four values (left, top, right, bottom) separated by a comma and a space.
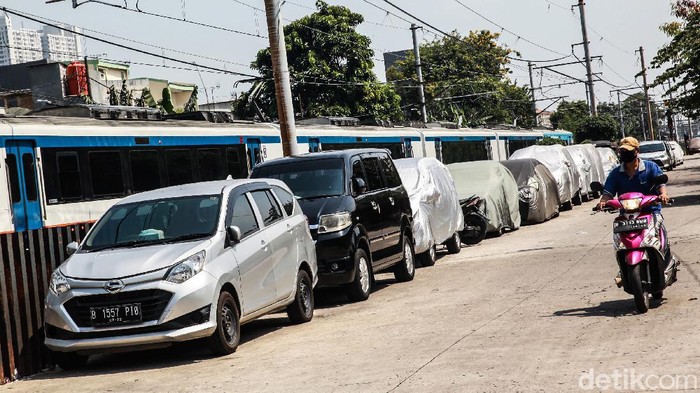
564, 145, 593, 201
394, 158, 464, 266
689, 138, 700, 155
509, 145, 576, 209
581, 144, 606, 187
596, 147, 619, 178
447, 161, 520, 235
500, 158, 560, 225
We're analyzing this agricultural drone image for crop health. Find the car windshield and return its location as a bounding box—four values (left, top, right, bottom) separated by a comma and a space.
82, 195, 221, 251
254, 158, 345, 199
640, 143, 665, 153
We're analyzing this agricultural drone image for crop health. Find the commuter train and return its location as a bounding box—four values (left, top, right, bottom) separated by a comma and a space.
0, 116, 572, 234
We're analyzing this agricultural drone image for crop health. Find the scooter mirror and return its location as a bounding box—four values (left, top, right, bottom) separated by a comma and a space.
590, 181, 604, 193
652, 175, 668, 185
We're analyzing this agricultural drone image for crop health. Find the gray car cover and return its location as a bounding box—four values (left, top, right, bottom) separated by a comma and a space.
394, 158, 464, 255
501, 159, 561, 225
596, 147, 619, 179
509, 145, 575, 205
447, 161, 520, 234
581, 144, 606, 184
564, 145, 593, 197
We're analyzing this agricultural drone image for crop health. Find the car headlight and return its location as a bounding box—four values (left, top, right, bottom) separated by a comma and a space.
621, 198, 642, 212
50, 270, 70, 296
165, 250, 206, 284
318, 212, 352, 234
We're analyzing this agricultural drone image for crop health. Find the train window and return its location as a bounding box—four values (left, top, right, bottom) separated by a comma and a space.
21, 153, 38, 201
226, 147, 248, 179
166, 149, 193, 186
198, 148, 223, 181
56, 152, 82, 200
130, 150, 161, 193
6, 154, 21, 203
89, 151, 125, 197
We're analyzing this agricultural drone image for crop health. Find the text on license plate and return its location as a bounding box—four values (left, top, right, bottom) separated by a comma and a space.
90, 303, 142, 327
613, 218, 648, 232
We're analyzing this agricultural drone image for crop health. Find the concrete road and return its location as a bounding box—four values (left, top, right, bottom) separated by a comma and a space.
4, 157, 700, 393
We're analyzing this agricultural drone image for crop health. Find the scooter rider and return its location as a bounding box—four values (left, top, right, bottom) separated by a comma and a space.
597, 137, 671, 285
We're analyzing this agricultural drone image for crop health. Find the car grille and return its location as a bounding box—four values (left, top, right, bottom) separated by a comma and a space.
63, 289, 173, 328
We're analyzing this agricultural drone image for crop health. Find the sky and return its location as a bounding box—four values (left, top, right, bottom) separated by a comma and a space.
2, 0, 678, 110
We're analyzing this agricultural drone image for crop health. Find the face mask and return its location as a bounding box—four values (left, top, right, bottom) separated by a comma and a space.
619, 149, 636, 164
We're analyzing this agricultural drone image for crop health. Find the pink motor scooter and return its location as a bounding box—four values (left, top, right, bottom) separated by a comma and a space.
591, 175, 678, 314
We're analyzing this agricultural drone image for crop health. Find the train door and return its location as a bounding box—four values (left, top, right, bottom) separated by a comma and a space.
403, 138, 414, 158
246, 138, 263, 171
308, 138, 321, 153
5, 140, 42, 231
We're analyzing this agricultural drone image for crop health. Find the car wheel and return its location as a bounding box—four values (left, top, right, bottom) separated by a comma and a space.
286, 270, 314, 324
346, 248, 372, 302
394, 233, 415, 282
572, 191, 583, 206
445, 232, 461, 254
418, 245, 437, 267
53, 351, 88, 371
208, 291, 240, 355
561, 200, 573, 211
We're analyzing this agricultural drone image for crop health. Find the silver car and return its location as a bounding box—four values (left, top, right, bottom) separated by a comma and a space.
639, 141, 673, 170
44, 179, 317, 369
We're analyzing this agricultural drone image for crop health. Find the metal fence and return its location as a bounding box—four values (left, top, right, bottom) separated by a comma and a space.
0, 223, 92, 384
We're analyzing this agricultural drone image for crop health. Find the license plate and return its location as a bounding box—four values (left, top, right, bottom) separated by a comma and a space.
613, 218, 648, 233
90, 303, 142, 327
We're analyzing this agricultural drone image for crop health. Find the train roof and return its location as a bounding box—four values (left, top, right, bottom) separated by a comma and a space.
117, 179, 252, 204
253, 148, 392, 167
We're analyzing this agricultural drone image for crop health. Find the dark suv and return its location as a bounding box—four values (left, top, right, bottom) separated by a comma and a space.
251, 149, 415, 301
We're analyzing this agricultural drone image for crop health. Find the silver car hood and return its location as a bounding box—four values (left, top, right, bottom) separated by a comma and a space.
61, 240, 209, 280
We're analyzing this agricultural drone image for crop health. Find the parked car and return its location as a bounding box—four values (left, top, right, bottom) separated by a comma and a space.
668, 141, 685, 166
251, 149, 415, 302
45, 179, 318, 369
596, 146, 619, 179
500, 158, 560, 225
639, 141, 673, 170
689, 138, 700, 154
555, 145, 583, 205
564, 145, 593, 201
394, 157, 463, 266
447, 161, 520, 235
509, 145, 576, 210
581, 144, 606, 196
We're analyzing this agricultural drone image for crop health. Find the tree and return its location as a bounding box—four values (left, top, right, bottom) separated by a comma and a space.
119, 79, 132, 106
233, 1, 403, 121
549, 100, 589, 135
576, 115, 618, 142
185, 86, 199, 113
160, 87, 175, 114
387, 30, 533, 127
108, 85, 118, 106
651, 1, 700, 118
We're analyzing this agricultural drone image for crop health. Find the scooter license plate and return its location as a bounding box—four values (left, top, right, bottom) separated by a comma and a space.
613, 218, 648, 233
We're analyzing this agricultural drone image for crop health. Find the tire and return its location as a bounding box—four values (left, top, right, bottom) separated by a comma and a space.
394, 233, 416, 282
628, 264, 649, 314
53, 351, 88, 371
582, 192, 591, 202
445, 232, 461, 254
652, 291, 663, 300
418, 245, 436, 267
346, 248, 372, 302
461, 215, 487, 245
208, 291, 241, 355
286, 270, 314, 324
572, 191, 583, 206
561, 200, 573, 211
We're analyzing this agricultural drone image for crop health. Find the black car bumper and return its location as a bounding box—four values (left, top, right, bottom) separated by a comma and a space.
314, 226, 357, 287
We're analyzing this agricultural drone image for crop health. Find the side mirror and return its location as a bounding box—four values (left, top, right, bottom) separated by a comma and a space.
352, 177, 366, 195
652, 174, 668, 185
226, 225, 242, 244
590, 181, 604, 193
66, 241, 79, 257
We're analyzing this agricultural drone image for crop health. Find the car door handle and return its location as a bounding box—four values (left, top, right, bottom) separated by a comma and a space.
261, 240, 268, 250
286, 223, 294, 233
370, 201, 381, 213
388, 196, 395, 206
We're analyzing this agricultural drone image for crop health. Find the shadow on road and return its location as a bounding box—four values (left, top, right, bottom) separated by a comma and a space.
666, 193, 700, 208
551, 298, 663, 318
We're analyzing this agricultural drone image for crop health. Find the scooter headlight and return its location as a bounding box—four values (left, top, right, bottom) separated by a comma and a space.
621, 198, 642, 212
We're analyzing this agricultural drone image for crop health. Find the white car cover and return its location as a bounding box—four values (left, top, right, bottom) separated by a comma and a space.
509, 145, 575, 205
596, 147, 619, 178
564, 145, 592, 196
394, 158, 464, 255
581, 144, 606, 184
669, 141, 685, 165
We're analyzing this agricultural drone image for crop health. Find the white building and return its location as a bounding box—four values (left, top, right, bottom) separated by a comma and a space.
0, 14, 83, 66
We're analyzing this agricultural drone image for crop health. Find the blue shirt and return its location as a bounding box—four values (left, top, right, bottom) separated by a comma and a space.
603, 159, 664, 213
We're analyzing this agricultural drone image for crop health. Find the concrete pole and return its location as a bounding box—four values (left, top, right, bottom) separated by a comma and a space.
638, 46, 655, 140
528, 61, 538, 126
264, 0, 298, 156
410, 24, 428, 124
577, 0, 597, 117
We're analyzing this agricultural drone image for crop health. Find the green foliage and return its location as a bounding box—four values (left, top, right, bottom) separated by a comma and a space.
651, 0, 700, 118
234, 1, 403, 121
108, 85, 118, 106
387, 30, 532, 127
119, 79, 132, 106
549, 100, 589, 134
159, 87, 175, 114
576, 115, 618, 142
537, 136, 567, 146
139, 87, 157, 108
185, 86, 199, 113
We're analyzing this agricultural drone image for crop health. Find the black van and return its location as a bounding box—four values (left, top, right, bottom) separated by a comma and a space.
251, 149, 415, 301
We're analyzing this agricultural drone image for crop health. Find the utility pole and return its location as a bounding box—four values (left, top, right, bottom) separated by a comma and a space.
410, 24, 428, 124
528, 61, 538, 126
616, 91, 625, 138
637, 46, 655, 140
575, 0, 597, 116
639, 104, 647, 141
263, 0, 298, 156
